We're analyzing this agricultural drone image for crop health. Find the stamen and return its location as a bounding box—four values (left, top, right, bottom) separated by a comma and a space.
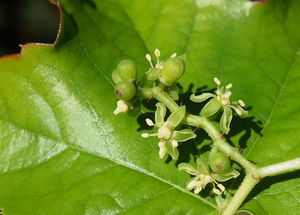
213, 188, 222, 195
214, 77, 221, 85
217, 183, 225, 192
171, 53, 177, 58
145, 54, 154, 68
154, 49, 160, 66
154, 49, 160, 58
171, 140, 178, 148
226, 83, 233, 89
141, 133, 150, 138
146, 118, 155, 126
238, 99, 245, 107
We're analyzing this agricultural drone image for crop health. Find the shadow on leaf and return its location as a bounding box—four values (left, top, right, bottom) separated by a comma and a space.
136, 83, 263, 165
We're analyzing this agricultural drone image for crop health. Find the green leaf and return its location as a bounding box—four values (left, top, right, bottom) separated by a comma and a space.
0, 0, 300, 214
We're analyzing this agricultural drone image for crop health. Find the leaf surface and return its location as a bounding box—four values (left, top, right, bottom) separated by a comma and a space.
0, 0, 300, 214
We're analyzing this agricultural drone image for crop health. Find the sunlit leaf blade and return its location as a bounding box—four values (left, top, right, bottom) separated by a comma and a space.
0, 0, 300, 214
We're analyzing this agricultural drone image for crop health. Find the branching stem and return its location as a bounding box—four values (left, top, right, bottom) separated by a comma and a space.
151, 87, 300, 215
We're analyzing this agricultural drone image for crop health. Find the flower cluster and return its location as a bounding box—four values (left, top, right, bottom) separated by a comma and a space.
111, 49, 248, 200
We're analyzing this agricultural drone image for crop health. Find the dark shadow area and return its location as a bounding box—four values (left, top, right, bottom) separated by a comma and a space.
79, 0, 97, 9
174, 128, 210, 165
244, 169, 300, 204
227, 115, 263, 149
136, 112, 155, 132
136, 83, 263, 165
177, 83, 210, 115
0, 0, 60, 55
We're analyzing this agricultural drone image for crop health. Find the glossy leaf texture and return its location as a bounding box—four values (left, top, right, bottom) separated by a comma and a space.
0, 0, 300, 214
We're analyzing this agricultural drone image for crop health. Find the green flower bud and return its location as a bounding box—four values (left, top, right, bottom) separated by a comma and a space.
209, 151, 231, 174
112, 69, 122, 84
159, 57, 185, 86
114, 81, 136, 101
116, 59, 137, 82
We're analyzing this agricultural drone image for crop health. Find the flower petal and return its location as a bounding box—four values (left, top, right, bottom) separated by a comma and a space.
190, 93, 215, 103
200, 98, 222, 117
220, 106, 233, 134
158, 141, 167, 159
211, 169, 240, 182
165, 140, 179, 160
178, 163, 199, 175
155, 103, 166, 126
230, 105, 248, 118
196, 158, 210, 174
173, 129, 196, 142
169, 147, 179, 160
167, 105, 186, 129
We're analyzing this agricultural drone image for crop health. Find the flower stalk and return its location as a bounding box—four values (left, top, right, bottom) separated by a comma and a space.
112, 49, 300, 215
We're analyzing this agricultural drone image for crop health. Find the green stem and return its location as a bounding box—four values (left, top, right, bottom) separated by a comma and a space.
186, 115, 256, 171
222, 174, 259, 215
152, 87, 178, 111
258, 157, 300, 178
150, 87, 300, 215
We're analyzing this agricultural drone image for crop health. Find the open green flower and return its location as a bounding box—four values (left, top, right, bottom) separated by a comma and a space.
179, 157, 240, 195
179, 158, 226, 195
190, 77, 248, 134
141, 103, 196, 160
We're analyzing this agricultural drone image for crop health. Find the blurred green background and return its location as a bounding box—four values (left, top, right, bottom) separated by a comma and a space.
0, 0, 59, 55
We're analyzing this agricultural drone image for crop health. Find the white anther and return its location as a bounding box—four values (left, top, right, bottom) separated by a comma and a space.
113, 100, 128, 115
146, 118, 155, 126
145, 54, 154, 67
238, 99, 245, 107
226, 83, 233, 89
171, 53, 177, 58
217, 183, 225, 192
154, 49, 160, 57
213, 188, 222, 195
214, 77, 221, 85
141, 133, 150, 138
171, 140, 178, 148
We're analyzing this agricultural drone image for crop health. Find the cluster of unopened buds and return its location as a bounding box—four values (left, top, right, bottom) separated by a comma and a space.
111, 49, 247, 198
